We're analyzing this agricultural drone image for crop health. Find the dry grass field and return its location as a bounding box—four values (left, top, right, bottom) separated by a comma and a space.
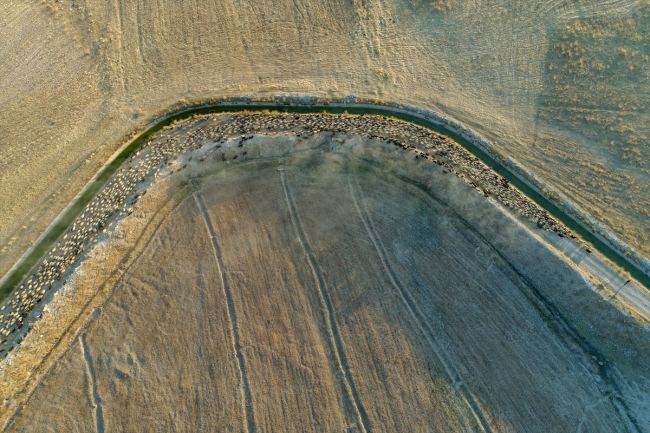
2, 131, 649, 432
1, 0, 650, 283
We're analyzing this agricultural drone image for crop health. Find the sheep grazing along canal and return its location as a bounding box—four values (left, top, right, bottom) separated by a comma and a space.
0, 112, 569, 355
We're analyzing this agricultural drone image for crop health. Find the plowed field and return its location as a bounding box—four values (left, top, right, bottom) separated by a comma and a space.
4, 133, 647, 432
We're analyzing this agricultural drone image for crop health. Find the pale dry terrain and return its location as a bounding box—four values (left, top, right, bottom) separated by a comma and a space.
2, 132, 649, 432
1, 0, 650, 284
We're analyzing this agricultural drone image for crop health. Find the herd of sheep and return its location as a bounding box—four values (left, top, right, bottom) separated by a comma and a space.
0, 112, 570, 358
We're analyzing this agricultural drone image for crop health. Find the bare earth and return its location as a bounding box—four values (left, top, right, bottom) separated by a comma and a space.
1, 0, 650, 284
2, 131, 649, 432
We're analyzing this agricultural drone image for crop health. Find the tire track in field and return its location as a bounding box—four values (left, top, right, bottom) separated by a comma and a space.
195, 193, 256, 433
348, 175, 493, 433
79, 334, 104, 433
280, 170, 371, 433
112, 0, 126, 93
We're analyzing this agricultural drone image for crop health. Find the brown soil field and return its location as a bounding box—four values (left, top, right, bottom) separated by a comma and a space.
1, 0, 650, 285
1, 128, 649, 432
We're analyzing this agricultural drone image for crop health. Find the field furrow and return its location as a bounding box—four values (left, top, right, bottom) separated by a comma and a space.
195, 193, 256, 433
